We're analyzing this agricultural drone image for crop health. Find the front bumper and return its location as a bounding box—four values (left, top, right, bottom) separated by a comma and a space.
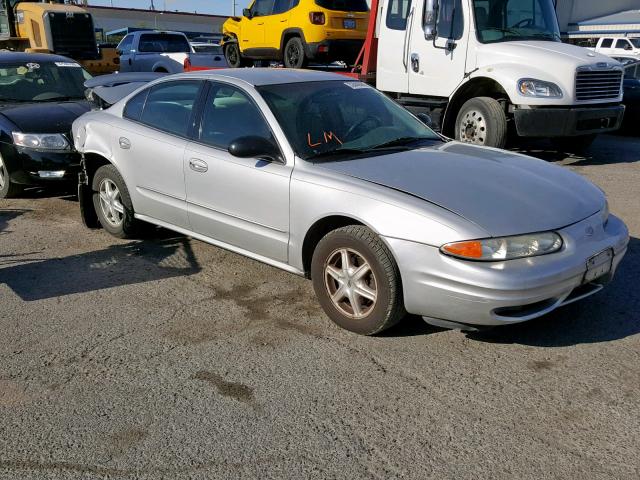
386, 213, 629, 327
513, 104, 625, 137
305, 39, 364, 63
4, 145, 80, 186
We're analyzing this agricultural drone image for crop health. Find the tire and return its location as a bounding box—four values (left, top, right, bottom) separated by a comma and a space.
91, 164, 140, 238
283, 37, 307, 69
311, 225, 406, 335
225, 42, 250, 68
551, 134, 596, 155
455, 97, 507, 149
0, 153, 23, 199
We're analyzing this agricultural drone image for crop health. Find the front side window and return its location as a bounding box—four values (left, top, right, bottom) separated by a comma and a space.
0, 61, 91, 102
252, 0, 275, 16
386, 0, 412, 30
473, 0, 560, 44
138, 33, 190, 53
123, 89, 148, 121
616, 39, 631, 50
139, 81, 201, 137
199, 82, 273, 150
117, 34, 133, 54
258, 80, 440, 160
437, 0, 464, 40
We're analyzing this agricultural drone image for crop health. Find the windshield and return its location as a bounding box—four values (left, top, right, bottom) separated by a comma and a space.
257, 81, 440, 160
138, 34, 190, 53
0, 61, 91, 102
473, 0, 561, 44
630, 39, 640, 49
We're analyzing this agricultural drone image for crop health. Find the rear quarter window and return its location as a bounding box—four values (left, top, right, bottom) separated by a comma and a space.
315, 0, 368, 12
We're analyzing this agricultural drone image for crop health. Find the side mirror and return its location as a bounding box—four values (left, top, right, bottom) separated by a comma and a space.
416, 113, 433, 128
242, 8, 252, 18
228, 136, 282, 162
424, 0, 439, 40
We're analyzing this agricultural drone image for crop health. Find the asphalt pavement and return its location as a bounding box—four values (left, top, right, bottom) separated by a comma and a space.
0, 135, 638, 479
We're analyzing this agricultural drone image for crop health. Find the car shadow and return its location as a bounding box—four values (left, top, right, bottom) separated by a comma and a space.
0, 208, 31, 235
512, 135, 640, 166
0, 236, 201, 301
468, 237, 640, 347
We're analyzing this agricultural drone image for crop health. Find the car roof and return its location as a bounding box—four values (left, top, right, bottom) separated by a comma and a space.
0, 51, 78, 64
177, 68, 352, 86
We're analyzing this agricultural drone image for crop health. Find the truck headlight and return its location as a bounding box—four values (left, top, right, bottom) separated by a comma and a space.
441, 232, 563, 261
517, 78, 563, 98
12, 132, 70, 151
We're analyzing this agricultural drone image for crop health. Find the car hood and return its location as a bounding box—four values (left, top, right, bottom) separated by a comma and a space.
315, 142, 604, 237
0, 101, 90, 133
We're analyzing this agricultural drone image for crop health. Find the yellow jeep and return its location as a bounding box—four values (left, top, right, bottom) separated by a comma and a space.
222, 0, 369, 68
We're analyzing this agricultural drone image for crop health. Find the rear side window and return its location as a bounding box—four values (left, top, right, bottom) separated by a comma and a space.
315, 0, 368, 12
273, 0, 294, 14
123, 89, 149, 122
139, 81, 202, 137
138, 33, 190, 53
600, 39, 613, 48
386, 0, 411, 30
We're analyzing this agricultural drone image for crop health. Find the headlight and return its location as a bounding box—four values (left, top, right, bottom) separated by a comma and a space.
441, 232, 563, 261
517, 78, 563, 98
12, 132, 70, 151
601, 199, 610, 227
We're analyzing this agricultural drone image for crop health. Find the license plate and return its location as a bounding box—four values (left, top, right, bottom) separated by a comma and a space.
343, 19, 356, 29
583, 249, 613, 283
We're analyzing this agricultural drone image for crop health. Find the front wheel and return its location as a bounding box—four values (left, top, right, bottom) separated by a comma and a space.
551, 134, 596, 155
283, 37, 307, 69
455, 97, 507, 149
311, 225, 406, 335
0, 153, 23, 199
224, 43, 249, 68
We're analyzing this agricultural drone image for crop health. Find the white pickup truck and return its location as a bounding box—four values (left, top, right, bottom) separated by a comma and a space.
116, 31, 227, 74
591, 37, 640, 58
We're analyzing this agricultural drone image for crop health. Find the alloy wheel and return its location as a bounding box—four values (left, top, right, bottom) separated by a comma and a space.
0, 156, 5, 190
324, 248, 378, 319
459, 109, 487, 145
98, 178, 124, 228
286, 43, 300, 66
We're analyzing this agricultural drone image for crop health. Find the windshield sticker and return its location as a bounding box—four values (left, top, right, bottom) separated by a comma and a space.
344, 81, 370, 90
55, 62, 81, 68
307, 131, 343, 148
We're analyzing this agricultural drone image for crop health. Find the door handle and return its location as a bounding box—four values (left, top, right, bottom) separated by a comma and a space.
189, 158, 208, 173
410, 53, 419, 72
119, 137, 131, 149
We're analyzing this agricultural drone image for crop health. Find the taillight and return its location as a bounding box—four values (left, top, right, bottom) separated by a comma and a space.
309, 12, 325, 25
184, 57, 192, 71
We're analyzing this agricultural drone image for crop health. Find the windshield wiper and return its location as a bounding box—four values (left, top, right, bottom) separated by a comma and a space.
528, 32, 561, 41
306, 148, 368, 160
370, 137, 435, 150
482, 27, 521, 36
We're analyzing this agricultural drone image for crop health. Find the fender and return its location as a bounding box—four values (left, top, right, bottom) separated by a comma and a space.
280, 28, 307, 54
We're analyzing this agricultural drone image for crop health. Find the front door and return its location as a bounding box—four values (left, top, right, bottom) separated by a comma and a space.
184, 82, 291, 262
115, 80, 203, 229
408, 0, 469, 98
376, 0, 414, 93
243, 0, 274, 52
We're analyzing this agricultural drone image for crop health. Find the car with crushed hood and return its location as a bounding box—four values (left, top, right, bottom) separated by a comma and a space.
72, 69, 629, 335
0, 52, 92, 198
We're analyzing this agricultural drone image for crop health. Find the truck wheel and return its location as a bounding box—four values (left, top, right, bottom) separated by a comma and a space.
455, 97, 507, 149
311, 225, 406, 335
283, 37, 307, 69
92, 165, 140, 239
551, 134, 596, 155
225, 43, 249, 68
0, 154, 23, 199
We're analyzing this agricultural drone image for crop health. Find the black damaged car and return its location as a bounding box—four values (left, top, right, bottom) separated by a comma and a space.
0, 52, 92, 198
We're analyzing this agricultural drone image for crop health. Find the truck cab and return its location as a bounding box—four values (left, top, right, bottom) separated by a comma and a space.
375, 0, 625, 150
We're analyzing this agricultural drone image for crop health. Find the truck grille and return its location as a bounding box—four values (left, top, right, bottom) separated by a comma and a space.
575, 67, 623, 101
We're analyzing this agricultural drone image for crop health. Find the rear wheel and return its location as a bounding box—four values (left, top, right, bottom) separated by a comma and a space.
283, 37, 307, 69
551, 134, 596, 155
92, 164, 140, 238
225, 42, 250, 68
0, 154, 23, 199
311, 225, 405, 335
455, 97, 507, 149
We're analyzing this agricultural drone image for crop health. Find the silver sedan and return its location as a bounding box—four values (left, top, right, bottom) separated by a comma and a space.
72, 69, 629, 335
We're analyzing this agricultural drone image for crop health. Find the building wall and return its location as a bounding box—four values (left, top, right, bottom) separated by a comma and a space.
86, 6, 228, 38
556, 0, 639, 33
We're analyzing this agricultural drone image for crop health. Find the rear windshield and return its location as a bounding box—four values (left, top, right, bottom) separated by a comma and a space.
138, 34, 190, 53
315, 0, 369, 12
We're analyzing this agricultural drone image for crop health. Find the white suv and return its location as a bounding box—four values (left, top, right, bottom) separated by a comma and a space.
592, 37, 640, 58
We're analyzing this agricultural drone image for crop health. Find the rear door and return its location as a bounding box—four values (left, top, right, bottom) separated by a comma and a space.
184, 81, 291, 262
376, 0, 413, 93
114, 80, 204, 229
